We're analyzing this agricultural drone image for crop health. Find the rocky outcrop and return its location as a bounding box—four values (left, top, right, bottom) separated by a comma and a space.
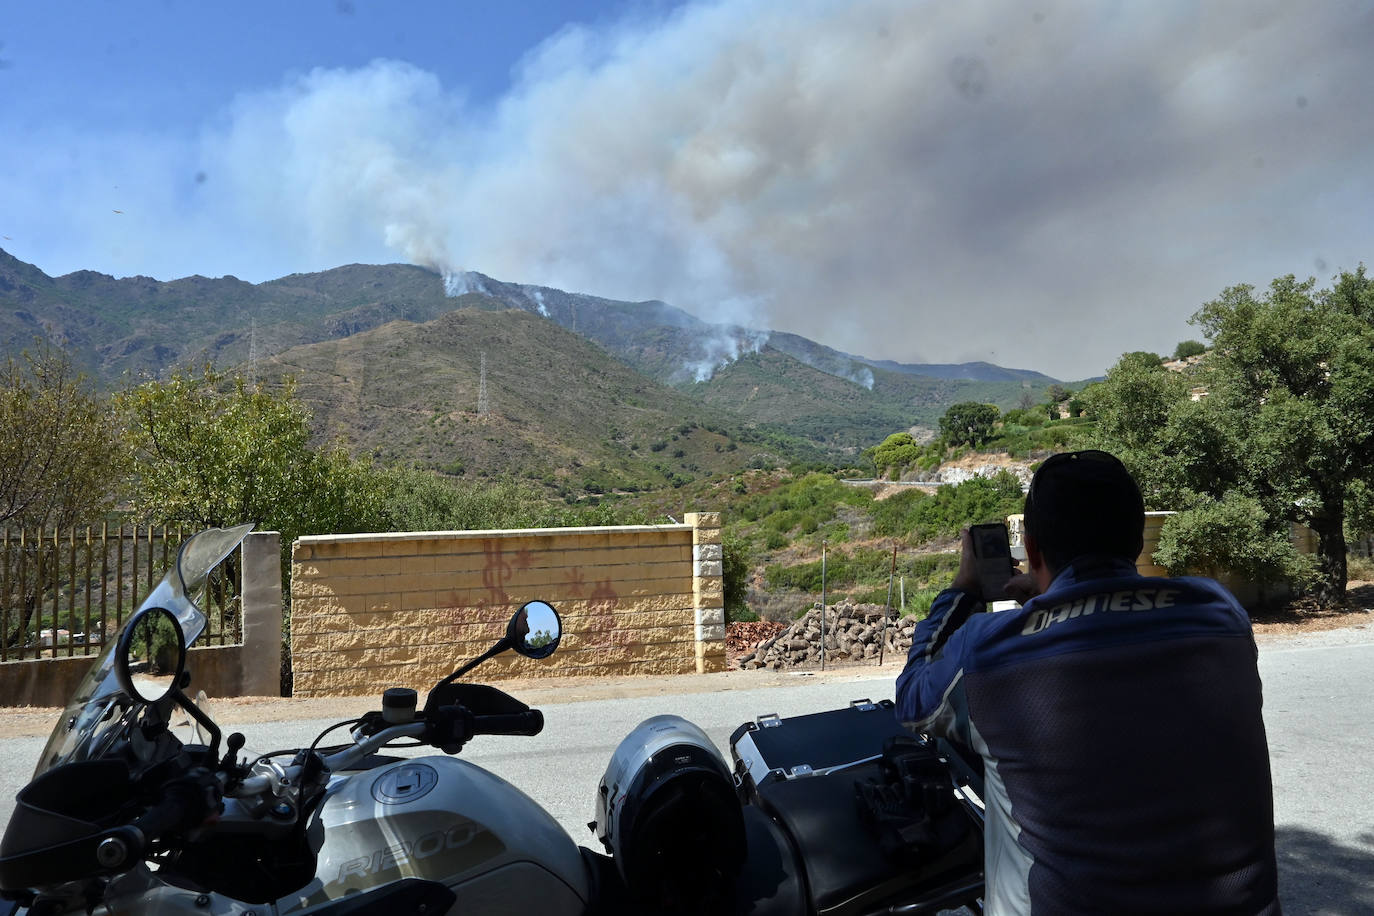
935, 463, 1033, 487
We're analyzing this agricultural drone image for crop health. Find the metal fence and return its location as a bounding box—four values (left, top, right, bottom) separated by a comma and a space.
0, 525, 241, 662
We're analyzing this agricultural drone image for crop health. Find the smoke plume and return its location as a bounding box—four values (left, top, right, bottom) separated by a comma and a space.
6, 0, 1373, 378
688, 328, 771, 383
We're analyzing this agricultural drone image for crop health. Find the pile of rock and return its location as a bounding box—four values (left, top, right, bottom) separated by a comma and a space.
737, 600, 916, 670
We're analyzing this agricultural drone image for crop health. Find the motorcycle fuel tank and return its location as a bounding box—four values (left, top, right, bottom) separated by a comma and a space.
276, 756, 589, 915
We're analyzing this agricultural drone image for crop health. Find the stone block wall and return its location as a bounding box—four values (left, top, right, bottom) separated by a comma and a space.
1010, 511, 1193, 577
291, 518, 727, 698
687, 512, 726, 674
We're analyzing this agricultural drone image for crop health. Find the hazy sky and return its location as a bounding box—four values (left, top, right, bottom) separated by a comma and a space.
2, 0, 1372, 379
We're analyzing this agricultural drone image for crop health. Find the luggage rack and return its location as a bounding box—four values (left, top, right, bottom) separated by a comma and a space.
734, 699, 904, 787
728, 699, 985, 916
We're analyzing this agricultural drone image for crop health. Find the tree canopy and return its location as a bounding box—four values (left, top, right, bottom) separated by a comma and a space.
1045, 383, 1072, 404
0, 345, 126, 530
117, 367, 637, 546
1090, 266, 1374, 600
939, 402, 1000, 448
1173, 339, 1206, 360
118, 368, 391, 546
865, 432, 922, 473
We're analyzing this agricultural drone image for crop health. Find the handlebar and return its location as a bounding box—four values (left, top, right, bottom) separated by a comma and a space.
132, 794, 191, 841
135, 768, 221, 838
321, 721, 428, 772
471, 709, 544, 737
229, 705, 546, 809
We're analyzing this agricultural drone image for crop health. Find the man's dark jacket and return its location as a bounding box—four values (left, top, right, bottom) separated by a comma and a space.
895, 557, 1280, 914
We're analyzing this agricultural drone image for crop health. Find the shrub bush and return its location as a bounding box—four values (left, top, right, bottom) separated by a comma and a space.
722, 533, 756, 623
871, 472, 1024, 543
1173, 339, 1207, 360
1155, 493, 1313, 586
903, 587, 941, 620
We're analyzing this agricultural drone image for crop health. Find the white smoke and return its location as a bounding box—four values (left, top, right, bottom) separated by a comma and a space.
524, 286, 550, 317
443, 271, 487, 297
689, 328, 771, 382
848, 366, 876, 391
10, 0, 1373, 378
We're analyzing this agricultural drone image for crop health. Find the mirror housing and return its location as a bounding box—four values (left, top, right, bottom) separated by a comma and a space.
432, 600, 564, 692
115, 608, 186, 704
509, 600, 562, 660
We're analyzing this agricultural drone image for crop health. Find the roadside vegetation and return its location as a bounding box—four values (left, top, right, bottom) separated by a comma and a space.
718, 469, 1026, 624
2, 265, 1370, 649
719, 267, 1374, 623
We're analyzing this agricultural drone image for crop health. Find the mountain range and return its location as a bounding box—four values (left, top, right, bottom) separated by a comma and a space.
0, 248, 1064, 482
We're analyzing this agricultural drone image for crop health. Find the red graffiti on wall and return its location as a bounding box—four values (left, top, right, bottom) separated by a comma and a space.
441, 597, 507, 645
481, 538, 512, 606
583, 578, 632, 650
562, 568, 587, 596
435, 539, 519, 644
588, 579, 619, 612
434, 543, 643, 659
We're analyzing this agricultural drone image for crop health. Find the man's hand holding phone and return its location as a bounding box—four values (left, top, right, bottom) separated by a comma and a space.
953, 524, 1037, 606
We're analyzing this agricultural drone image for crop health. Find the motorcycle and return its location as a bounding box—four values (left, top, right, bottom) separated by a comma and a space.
0, 526, 984, 915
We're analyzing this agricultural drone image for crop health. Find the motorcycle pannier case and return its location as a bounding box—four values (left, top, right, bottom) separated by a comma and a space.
594, 715, 745, 914
730, 699, 983, 916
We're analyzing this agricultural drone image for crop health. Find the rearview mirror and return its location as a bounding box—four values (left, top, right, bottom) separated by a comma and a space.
115, 608, 186, 703
509, 601, 561, 660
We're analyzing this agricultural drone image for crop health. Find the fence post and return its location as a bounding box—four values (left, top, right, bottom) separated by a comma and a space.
240, 532, 282, 696
685, 512, 726, 674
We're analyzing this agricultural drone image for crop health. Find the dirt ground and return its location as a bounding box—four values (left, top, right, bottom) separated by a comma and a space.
1249, 581, 1374, 636
2, 584, 1368, 741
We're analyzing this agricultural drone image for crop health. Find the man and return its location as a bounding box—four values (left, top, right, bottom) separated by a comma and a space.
895, 450, 1279, 914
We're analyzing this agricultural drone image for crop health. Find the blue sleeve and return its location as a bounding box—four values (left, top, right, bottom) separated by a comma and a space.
894, 588, 983, 740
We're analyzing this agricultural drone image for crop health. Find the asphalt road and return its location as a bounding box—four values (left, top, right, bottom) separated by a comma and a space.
3, 630, 1372, 913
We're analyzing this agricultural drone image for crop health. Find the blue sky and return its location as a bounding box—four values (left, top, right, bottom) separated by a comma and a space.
3, 2, 645, 127
2, 0, 1372, 378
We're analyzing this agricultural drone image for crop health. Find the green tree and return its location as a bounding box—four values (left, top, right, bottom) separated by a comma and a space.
0, 345, 127, 529
865, 432, 922, 473
1045, 383, 1072, 404
1187, 270, 1374, 600
939, 402, 1000, 448
1348, 479, 1374, 543
1154, 492, 1309, 585
1119, 351, 1165, 371
722, 532, 755, 622
0, 344, 127, 652
379, 466, 518, 532
1090, 268, 1374, 601
118, 368, 389, 546
1172, 339, 1207, 360
871, 471, 1025, 543
1082, 354, 1188, 493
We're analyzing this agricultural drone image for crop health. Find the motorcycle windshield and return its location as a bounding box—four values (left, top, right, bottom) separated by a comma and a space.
33, 524, 254, 777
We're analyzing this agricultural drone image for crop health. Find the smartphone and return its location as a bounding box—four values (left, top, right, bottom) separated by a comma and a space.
969, 522, 1013, 602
